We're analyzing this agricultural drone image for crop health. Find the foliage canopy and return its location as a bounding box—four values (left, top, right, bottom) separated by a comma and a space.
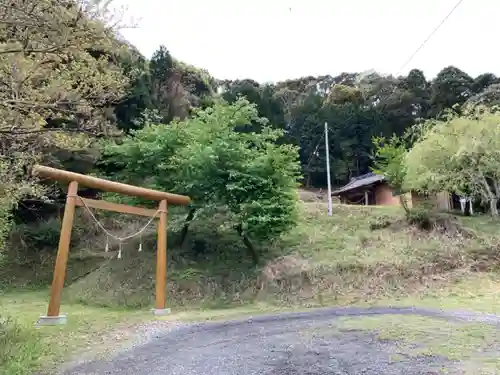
405, 112, 500, 215
0, 0, 130, 253
102, 98, 302, 243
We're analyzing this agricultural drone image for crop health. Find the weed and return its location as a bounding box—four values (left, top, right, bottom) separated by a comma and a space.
0, 291, 151, 374
0, 313, 44, 375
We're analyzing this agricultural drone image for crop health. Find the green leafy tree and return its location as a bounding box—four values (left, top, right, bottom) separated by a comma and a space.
148, 46, 217, 124
405, 69, 432, 118
102, 98, 301, 264
0, 0, 129, 252
464, 83, 500, 112
327, 84, 363, 106
472, 73, 499, 94
177, 62, 216, 110
114, 48, 154, 132
0, 0, 129, 138
430, 66, 474, 116
219, 79, 285, 130
148, 45, 187, 122
0, 156, 45, 256
372, 135, 409, 212
405, 112, 500, 215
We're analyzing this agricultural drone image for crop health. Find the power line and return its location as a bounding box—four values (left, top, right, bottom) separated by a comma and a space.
396, 0, 464, 75
304, 132, 324, 170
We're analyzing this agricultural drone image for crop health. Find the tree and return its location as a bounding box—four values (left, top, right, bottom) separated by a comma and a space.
355, 70, 399, 105
0, 0, 129, 139
148, 46, 217, 123
0, 155, 44, 254
430, 66, 474, 116
113, 47, 153, 132
291, 90, 326, 186
405, 112, 500, 215
465, 83, 500, 111
177, 61, 216, 108
149, 45, 188, 122
102, 98, 302, 264
0, 0, 129, 252
274, 86, 302, 134
219, 79, 284, 132
372, 135, 409, 212
353, 70, 431, 136
472, 73, 499, 94
327, 84, 363, 106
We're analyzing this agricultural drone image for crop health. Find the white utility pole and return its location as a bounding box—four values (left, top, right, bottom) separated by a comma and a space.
325, 122, 333, 216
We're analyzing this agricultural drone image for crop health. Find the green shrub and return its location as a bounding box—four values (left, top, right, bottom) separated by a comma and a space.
406, 207, 433, 230
0, 201, 14, 262
4, 219, 62, 267
16, 220, 61, 249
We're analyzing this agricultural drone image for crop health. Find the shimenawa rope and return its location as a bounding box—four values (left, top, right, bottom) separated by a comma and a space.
70, 195, 162, 259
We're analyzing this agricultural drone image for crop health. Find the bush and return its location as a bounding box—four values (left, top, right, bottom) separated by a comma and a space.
3, 219, 62, 267
406, 207, 433, 230
5, 212, 94, 266
0, 156, 45, 258
14, 220, 61, 249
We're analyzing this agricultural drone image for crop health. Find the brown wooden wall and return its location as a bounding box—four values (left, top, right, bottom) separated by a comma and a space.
374, 183, 401, 206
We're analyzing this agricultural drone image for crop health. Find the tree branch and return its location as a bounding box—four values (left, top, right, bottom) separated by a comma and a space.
0, 127, 116, 138
178, 208, 196, 247
0, 46, 63, 55
235, 223, 259, 266
493, 179, 500, 198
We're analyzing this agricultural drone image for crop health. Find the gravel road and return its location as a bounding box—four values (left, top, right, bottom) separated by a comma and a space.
62, 306, 500, 375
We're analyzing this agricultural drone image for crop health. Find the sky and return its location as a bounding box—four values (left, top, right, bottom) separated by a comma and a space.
117, 0, 498, 83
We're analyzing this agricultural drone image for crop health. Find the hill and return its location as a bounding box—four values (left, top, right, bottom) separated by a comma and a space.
47, 196, 500, 310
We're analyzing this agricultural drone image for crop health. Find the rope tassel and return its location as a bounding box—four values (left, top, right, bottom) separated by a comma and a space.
117, 243, 122, 259
105, 239, 109, 253
138, 243, 142, 252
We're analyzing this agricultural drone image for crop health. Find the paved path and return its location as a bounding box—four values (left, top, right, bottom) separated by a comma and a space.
62, 306, 500, 375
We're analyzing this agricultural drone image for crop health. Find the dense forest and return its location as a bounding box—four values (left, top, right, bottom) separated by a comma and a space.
92, 51, 499, 186
2, 0, 500, 257
110, 51, 500, 188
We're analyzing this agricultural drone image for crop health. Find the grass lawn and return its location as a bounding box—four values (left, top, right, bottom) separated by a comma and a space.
0, 290, 150, 375
3, 274, 500, 375
375, 272, 500, 314
337, 315, 500, 374
339, 273, 500, 374
0, 290, 289, 375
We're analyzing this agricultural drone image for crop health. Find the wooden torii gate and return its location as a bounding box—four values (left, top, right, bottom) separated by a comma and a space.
33, 165, 191, 325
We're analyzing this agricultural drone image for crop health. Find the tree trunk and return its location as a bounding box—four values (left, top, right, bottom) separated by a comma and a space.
490, 198, 498, 216
178, 208, 196, 247
464, 200, 471, 216
235, 224, 259, 266
399, 194, 410, 214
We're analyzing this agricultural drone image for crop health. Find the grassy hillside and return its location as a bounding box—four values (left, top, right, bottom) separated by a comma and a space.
36, 194, 500, 310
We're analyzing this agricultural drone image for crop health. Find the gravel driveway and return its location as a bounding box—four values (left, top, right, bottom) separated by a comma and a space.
62, 306, 500, 375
